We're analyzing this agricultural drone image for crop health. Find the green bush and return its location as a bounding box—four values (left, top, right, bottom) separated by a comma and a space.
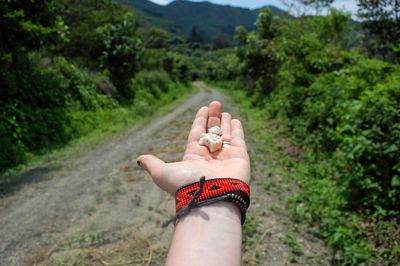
51, 57, 116, 111
231, 8, 400, 264
202, 52, 242, 81
130, 70, 189, 115
275, 59, 400, 214
0, 56, 115, 172
141, 49, 193, 83
268, 57, 400, 265
0, 61, 69, 172
238, 9, 400, 218
0, 124, 27, 171
133, 70, 172, 98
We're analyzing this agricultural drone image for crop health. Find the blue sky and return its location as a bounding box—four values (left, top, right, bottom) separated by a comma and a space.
149, 0, 358, 15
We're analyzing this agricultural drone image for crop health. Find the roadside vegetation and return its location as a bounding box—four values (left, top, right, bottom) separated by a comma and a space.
0, 0, 195, 175
208, 2, 399, 265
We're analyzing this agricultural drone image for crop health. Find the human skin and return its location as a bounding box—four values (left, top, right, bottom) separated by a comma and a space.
137, 101, 251, 266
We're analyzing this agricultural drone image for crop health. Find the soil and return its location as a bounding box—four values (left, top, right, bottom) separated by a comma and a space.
0, 82, 330, 265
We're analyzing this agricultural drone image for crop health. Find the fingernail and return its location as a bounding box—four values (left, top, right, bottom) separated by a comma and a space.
137, 160, 141, 167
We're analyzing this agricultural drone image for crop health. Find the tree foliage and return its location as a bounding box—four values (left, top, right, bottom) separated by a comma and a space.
0, 0, 68, 171
0, 0, 66, 56
357, 0, 400, 62
97, 13, 143, 99
59, 0, 123, 64
234, 8, 281, 97
228, 8, 400, 264
140, 27, 170, 49
0, 0, 191, 173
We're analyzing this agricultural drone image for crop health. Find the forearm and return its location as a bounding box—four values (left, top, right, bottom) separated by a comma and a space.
165, 202, 242, 266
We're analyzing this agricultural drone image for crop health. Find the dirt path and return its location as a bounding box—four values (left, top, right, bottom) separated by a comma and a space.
0, 82, 330, 265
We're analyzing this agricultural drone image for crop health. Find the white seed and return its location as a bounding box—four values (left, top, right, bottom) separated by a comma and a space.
208, 126, 222, 136
199, 132, 223, 152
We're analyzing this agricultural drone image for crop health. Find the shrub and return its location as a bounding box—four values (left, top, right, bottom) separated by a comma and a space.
129, 70, 189, 115
269, 58, 399, 265
233, 9, 399, 264
0, 60, 69, 172
51, 57, 116, 111
277, 59, 400, 214
0, 56, 118, 173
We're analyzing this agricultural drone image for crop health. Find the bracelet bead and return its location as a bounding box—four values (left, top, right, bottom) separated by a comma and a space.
174, 177, 250, 225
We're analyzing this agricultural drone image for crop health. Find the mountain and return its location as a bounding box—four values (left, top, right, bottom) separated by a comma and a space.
122, 0, 288, 42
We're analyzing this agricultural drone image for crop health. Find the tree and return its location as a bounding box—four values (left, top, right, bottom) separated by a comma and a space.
0, 0, 69, 171
234, 26, 248, 62
213, 35, 230, 49
188, 26, 206, 43
0, 0, 65, 55
256, 8, 278, 40
59, 0, 121, 64
140, 27, 170, 49
357, 0, 400, 62
234, 26, 248, 46
97, 13, 143, 99
0, 0, 68, 105
235, 8, 281, 96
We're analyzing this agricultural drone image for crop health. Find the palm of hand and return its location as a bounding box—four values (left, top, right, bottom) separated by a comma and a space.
138, 101, 250, 195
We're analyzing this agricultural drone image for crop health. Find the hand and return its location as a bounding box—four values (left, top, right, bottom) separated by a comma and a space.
137, 101, 250, 195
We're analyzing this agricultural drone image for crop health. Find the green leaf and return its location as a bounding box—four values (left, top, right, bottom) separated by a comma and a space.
383, 144, 398, 154
391, 176, 400, 187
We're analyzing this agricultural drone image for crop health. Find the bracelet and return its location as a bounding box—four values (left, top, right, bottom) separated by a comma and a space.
162, 177, 250, 227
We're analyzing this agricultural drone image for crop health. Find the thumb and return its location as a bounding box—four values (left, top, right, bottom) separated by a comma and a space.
137, 154, 166, 179
137, 154, 178, 195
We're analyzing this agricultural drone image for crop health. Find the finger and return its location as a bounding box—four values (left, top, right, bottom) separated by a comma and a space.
231, 136, 247, 150
187, 106, 208, 143
231, 119, 246, 148
221, 112, 232, 140
207, 101, 222, 129
137, 154, 166, 181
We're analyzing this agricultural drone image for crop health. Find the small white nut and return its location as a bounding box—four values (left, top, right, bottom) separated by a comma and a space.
208, 126, 222, 136
199, 133, 223, 152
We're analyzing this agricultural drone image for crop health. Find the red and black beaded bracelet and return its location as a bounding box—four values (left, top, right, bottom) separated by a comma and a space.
162, 177, 250, 227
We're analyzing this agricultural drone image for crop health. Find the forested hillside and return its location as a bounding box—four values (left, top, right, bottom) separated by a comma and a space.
124, 0, 288, 44
1, 0, 399, 265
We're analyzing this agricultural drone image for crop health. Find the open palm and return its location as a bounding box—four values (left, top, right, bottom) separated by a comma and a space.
137, 101, 250, 195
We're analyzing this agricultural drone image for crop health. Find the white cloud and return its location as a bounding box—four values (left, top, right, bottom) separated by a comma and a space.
332, 0, 358, 14
149, 0, 359, 14
149, 0, 171, 5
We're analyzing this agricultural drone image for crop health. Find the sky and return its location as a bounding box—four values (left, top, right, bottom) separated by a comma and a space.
149, 0, 359, 15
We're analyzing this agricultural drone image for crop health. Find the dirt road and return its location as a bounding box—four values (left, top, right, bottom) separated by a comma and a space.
0, 82, 329, 265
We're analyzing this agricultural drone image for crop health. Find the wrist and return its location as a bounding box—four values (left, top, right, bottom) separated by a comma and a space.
177, 201, 242, 226
166, 202, 242, 266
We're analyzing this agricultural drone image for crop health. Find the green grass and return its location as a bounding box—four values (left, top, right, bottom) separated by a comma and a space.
284, 227, 304, 258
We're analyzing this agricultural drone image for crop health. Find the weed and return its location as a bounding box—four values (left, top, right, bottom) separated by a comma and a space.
284, 228, 304, 257
242, 214, 262, 264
